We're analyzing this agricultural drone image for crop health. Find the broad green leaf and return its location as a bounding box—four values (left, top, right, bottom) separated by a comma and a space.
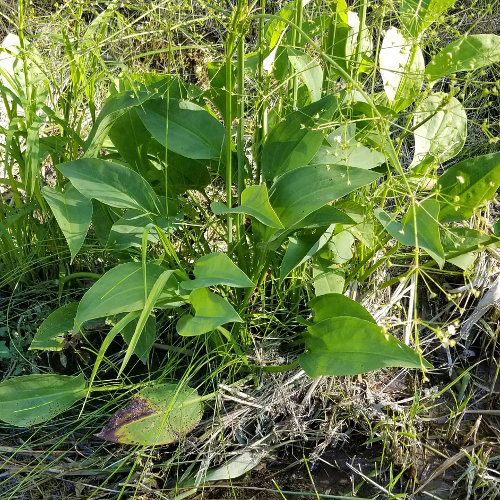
58, 159, 162, 215
183, 451, 262, 486
165, 151, 212, 195
375, 198, 445, 268
108, 107, 153, 172
211, 185, 283, 228
280, 225, 335, 282
269, 164, 382, 228
312, 258, 345, 296
75, 263, 182, 326
176, 288, 242, 337
400, 0, 456, 39
29, 303, 78, 351
137, 98, 225, 160
441, 227, 499, 269
205, 60, 237, 123
435, 153, 500, 223
426, 34, 500, 83
264, 1, 295, 49
312, 124, 386, 169
107, 210, 182, 250
260, 206, 355, 252
84, 88, 162, 158
96, 383, 203, 445
327, 230, 355, 263
91, 200, 119, 246
261, 95, 340, 180
309, 293, 376, 324
347, 220, 376, 249
0, 374, 86, 427
379, 27, 425, 111
120, 313, 156, 363
299, 317, 431, 377
287, 48, 323, 102
298, 205, 356, 228
108, 107, 211, 196
84, 77, 197, 157
411, 93, 467, 168
42, 184, 93, 261
181, 252, 254, 291
107, 211, 159, 250
346, 11, 373, 73
118, 270, 175, 376
323, 0, 349, 78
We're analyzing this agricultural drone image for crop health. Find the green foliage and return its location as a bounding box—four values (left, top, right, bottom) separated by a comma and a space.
425, 34, 500, 83
29, 302, 79, 351
42, 185, 93, 261
435, 153, 500, 222
180, 252, 254, 290
96, 383, 204, 445
1, 0, 499, 445
75, 263, 183, 327
0, 374, 87, 427
177, 288, 243, 337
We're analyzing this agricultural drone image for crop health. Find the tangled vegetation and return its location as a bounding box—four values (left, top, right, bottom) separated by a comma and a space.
0, 0, 499, 498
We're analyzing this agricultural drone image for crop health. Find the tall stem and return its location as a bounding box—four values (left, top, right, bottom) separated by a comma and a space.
255, 0, 267, 183
237, 36, 245, 205
225, 46, 233, 247
354, 0, 367, 82
291, 0, 303, 109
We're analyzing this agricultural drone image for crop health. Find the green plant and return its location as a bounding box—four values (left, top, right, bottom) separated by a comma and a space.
1, 0, 499, 462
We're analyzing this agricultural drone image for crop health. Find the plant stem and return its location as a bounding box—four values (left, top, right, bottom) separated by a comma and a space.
354, 0, 368, 81
291, 0, 303, 109
225, 40, 233, 247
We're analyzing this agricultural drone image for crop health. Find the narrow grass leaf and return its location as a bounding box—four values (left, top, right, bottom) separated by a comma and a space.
120, 314, 156, 363
118, 270, 173, 376
87, 311, 140, 391
0, 374, 87, 427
